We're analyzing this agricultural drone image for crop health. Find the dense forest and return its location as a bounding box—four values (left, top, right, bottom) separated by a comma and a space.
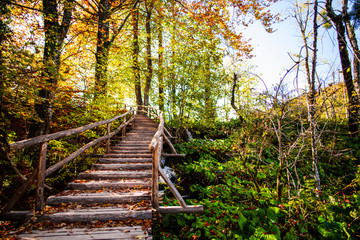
1, 0, 360, 239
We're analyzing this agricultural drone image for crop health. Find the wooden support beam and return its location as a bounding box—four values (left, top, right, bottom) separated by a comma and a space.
159, 167, 186, 208
156, 205, 204, 214
36, 142, 48, 211
164, 127, 173, 138
151, 137, 162, 209
106, 123, 111, 154
163, 134, 177, 154
162, 153, 185, 157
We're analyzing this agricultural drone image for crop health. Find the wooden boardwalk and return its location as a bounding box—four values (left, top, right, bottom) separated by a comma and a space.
16, 114, 156, 239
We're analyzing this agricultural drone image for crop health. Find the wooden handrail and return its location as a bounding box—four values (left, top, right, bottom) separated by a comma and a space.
9, 110, 134, 151
142, 105, 204, 214
3, 109, 135, 213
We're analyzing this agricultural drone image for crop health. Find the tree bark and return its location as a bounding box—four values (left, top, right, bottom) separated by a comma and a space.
28, 0, 74, 138
158, 9, 164, 112
143, 0, 154, 107
132, 6, 142, 107
326, 0, 359, 137
344, 19, 360, 95
94, 0, 111, 98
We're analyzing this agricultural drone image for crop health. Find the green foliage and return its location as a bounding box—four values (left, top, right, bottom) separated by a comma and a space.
156, 117, 360, 239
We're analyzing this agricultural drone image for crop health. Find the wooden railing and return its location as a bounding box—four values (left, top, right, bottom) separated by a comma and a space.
2, 108, 135, 213
136, 106, 204, 214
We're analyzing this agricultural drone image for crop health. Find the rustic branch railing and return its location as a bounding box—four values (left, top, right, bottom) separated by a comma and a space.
2, 109, 135, 213
136, 105, 203, 214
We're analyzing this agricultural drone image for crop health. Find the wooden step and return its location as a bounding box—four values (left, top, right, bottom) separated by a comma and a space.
67, 179, 151, 190
99, 158, 152, 163
93, 163, 152, 170
110, 150, 151, 154
112, 146, 150, 150
118, 141, 151, 145
46, 190, 151, 205
79, 170, 152, 179
17, 225, 152, 239
102, 153, 152, 158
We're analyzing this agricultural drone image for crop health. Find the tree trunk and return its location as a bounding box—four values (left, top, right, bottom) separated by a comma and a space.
143, 0, 154, 107
326, 0, 359, 137
345, 19, 360, 96
306, 0, 321, 192
158, 10, 164, 112
28, 0, 73, 138
94, 0, 111, 98
132, 6, 142, 107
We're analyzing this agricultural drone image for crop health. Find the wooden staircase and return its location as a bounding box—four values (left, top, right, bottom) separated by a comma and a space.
18, 114, 157, 239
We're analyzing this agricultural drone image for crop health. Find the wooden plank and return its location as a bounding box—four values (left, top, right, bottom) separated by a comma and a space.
157, 205, 204, 214
158, 167, 186, 208
67, 180, 151, 190
10, 110, 134, 151
46, 191, 151, 205
36, 142, 48, 211
38, 208, 152, 222
17, 226, 152, 239
78, 170, 152, 179
93, 163, 152, 170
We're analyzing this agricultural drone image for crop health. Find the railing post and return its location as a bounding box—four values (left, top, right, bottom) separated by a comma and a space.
152, 137, 163, 209
36, 141, 48, 211
106, 123, 111, 153
122, 115, 126, 136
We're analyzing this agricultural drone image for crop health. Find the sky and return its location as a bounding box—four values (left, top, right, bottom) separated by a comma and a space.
243, 0, 342, 91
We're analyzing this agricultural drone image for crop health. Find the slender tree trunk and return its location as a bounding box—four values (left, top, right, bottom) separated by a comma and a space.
143, 0, 154, 107
345, 20, 360, 95
310, 0, 321, 192
326, 0, 359, 137
158, 8, 164, 112
132, 7, 142, 107
204, 57, 215, 120
170, 1, 176, 119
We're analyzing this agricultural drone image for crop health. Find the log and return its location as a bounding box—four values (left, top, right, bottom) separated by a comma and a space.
149, 114, 164, 151
163, 133, 177, 154
159, 167, 186, 207
162, 153, 186, 157
157, 205, 204, 214
164, 127, 173, 138
10, 110, 134, 151
37, 209, 152, 222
